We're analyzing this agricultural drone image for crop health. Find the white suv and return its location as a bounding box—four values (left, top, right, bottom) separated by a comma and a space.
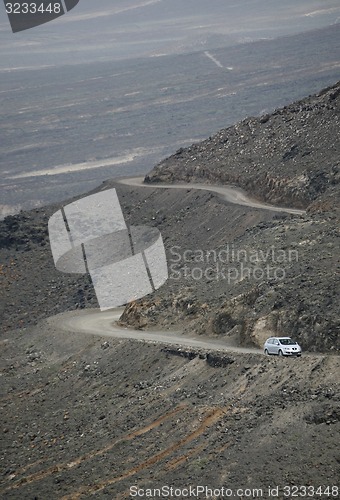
264, 337, 302, 357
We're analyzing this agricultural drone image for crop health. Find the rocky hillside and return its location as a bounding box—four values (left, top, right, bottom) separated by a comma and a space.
1, 319, 339, 498
120, 200, 339, 352
0, 82, 339, 353
122, 82, 340, 352
1, 79, 339, 500
146, 81, 340, 211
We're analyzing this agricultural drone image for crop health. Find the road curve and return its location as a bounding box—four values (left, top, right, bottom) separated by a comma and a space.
55, 309, 263, 355
55, 175, 305, 354
118, 176, 306, 215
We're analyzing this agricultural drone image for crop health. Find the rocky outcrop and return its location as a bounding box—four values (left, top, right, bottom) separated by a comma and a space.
146, 81, 340, 212
137, 82, 340, 352
1, 83, 339, 352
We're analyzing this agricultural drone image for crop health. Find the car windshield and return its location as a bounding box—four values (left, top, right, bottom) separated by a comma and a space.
279, 338, 296, 345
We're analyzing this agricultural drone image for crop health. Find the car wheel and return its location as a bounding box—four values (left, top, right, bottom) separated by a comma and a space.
264, 349, 269, 355
278, 350, 283, 357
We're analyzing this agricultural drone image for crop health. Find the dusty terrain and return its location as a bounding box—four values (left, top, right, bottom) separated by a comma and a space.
146, 82, 340, 212
1, 318, 339, 499
1, 24, 340, 217
1, 82, 339, 498
126, 82, 340, 352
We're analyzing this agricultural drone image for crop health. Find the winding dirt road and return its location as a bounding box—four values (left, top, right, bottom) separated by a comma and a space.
118, 176, 306, 215
55, 308, 263, 355
56, 176, 305, 354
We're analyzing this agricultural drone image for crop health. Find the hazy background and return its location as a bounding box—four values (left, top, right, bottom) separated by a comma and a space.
0, 0, 339, 215
1, 0, 340, 68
